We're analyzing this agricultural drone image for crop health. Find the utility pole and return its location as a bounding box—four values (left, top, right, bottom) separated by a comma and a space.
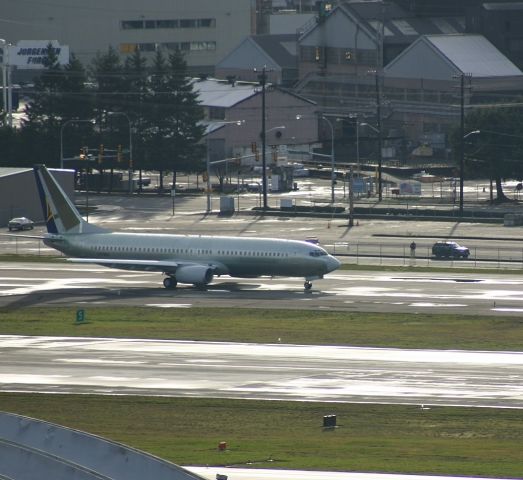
257, 66, 269, 210
459, 73, 465, 217
375, 72, 383, 201
348, 166, 354, 227
454, 73, 472, 217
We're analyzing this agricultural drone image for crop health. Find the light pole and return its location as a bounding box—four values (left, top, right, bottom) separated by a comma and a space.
460, 129, 481, 216
0, 39, 6, 127
60, 119, 94, 168
205, 120, 244, 213
108, 112, 132, 194
0, 39, 12, 127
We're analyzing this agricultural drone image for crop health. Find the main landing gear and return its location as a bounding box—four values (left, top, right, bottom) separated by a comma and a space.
163, 277, 177, 289
304, 280, 312, 291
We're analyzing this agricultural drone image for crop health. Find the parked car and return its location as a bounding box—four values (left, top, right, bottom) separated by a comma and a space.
432, 241, 470, 259
7, 217, 34, 231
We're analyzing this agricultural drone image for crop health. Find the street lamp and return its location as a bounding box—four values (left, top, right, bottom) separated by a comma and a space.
108, 111, 133, 194
296, 114, 335, 203
60, 119, 94, 169
0, 39, 12, 128
460, 129, 481, 216
205, 120, 244, 213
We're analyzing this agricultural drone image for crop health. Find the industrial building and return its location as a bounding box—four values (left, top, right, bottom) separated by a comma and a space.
0, 0, 254, 74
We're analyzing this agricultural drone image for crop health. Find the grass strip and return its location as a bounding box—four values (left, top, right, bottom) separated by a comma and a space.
0, 393, 521, 478
1, 307, 522, 351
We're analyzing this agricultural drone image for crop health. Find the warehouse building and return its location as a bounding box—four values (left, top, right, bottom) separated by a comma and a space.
0, 0, 255, 74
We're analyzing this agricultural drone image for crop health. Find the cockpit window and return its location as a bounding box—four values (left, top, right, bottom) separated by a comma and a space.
309, 248, 327, 257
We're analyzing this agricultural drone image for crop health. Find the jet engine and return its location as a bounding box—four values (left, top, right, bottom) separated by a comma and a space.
175, 265, 214, 285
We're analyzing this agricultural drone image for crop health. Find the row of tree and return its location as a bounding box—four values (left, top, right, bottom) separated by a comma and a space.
452, 107, 523, 202
0, 45, 206, 189
2, 43, 523, 201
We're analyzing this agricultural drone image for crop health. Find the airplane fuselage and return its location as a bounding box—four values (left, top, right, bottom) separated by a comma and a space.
44, 232, 339, 279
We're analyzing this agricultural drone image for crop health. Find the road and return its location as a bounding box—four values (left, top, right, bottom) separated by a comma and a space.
1, 262, 523, 316
1, 335, 522, 408
185, 467, 516, 480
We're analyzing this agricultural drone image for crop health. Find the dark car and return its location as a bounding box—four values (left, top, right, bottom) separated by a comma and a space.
8, 217, 34, 231
432, 241, 470, 259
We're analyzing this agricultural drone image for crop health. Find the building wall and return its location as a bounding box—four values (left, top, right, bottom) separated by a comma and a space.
2, 0, 255, 74
298, 8, 378, 80
0, 169, 74, 226
206, 89, 318, 165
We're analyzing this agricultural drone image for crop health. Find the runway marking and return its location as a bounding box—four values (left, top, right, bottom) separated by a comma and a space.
409, 303, 468, 308
146, 303, 192, 308
492, 307, 523, 312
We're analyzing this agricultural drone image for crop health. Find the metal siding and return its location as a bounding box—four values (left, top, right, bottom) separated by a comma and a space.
427, 35, 523, 77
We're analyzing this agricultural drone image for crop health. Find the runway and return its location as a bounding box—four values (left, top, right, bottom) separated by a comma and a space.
2, 262, 523, 316
185, 466, 516, 480
1, 335, 522, 408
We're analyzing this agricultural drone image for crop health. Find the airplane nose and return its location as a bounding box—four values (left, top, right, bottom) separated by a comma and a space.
326, 255, 341, 273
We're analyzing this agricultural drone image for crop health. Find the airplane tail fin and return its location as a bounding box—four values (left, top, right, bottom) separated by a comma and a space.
33, 165, 106, 235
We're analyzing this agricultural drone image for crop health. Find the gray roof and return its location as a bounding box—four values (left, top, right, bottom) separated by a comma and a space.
344, 1, 465, 45
483, 2, 523, 11
217, 34, 297, 72
425, 34, 523, 77
191, 78, 258, 108
250, 34, 297, 68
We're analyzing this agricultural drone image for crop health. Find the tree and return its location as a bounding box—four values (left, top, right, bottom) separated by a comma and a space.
122, 49, 148, 173
21, 44, 92, 167
91, 46, 127, 120
142, 49, 205, 190
451, 107, 523, 202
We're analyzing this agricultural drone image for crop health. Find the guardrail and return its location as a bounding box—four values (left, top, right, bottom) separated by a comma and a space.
2, 236, 523, 271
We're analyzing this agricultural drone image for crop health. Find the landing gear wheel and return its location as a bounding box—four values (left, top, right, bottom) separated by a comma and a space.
163, 277, 177, 289
304, 281, 312, 291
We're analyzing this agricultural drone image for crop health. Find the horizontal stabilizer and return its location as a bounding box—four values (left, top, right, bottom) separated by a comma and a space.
0, 233, 47, 240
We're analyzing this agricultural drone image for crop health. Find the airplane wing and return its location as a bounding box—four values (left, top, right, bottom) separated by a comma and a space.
67, 258, 180, 274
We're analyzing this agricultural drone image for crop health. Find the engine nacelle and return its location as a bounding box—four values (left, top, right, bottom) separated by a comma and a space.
175, 265, 214, 285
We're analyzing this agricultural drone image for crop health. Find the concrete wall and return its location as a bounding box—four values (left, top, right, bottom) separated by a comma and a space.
0, 412, 205, 480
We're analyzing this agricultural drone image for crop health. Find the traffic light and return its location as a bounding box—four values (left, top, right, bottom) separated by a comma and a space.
117, 144, 123, 163
98, 144, 104, 164
271, 145, 278, 164
251, 142, 261, 161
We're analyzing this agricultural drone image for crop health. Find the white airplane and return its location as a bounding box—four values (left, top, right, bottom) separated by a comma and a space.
31, 165, 341, 290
